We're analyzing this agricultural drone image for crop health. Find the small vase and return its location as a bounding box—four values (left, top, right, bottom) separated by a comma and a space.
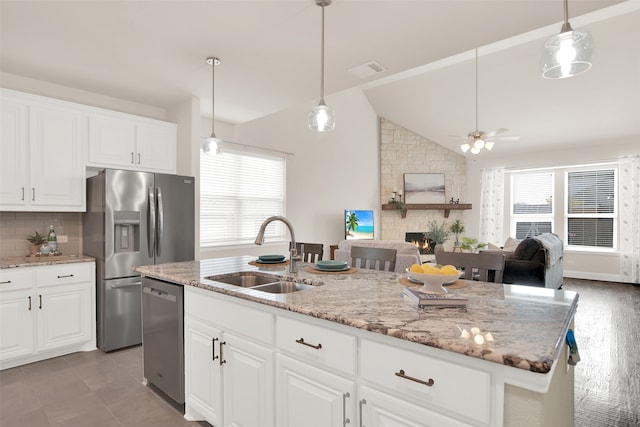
434, 243, 445, 253
29, 245, 39, 257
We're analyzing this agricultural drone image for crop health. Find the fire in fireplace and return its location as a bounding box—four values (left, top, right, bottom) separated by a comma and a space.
405, 232, 435, 255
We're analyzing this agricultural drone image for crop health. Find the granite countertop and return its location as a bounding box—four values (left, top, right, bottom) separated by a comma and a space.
134, 256, 578, 374
0, 255, 95, 269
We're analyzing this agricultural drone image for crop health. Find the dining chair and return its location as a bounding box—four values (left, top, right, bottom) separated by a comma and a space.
291, 242, 324, 263
435, 252, 505, 283
350, 246, 397, 271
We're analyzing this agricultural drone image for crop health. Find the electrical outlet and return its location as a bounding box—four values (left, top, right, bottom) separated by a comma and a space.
57, 235, 69, 243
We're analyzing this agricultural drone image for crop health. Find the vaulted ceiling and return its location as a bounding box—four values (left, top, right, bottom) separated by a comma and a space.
2, 1, 638, 156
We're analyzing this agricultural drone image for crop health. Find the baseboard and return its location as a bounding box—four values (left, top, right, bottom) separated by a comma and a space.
564, 270, 623, 283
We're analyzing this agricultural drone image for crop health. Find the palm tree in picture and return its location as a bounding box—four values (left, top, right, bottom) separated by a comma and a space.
346, 212, 359, 237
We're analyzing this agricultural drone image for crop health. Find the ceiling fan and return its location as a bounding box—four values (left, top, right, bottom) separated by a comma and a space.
453, 49, 520, 154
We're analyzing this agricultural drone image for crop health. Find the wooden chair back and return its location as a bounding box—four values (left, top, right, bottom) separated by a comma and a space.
291, 242, 324, 263
435, 252, 506, 283
350, 246, 397, 271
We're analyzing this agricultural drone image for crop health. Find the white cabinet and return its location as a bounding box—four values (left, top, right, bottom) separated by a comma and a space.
276, 354, 355, 427
0, 89, 86, 211
184, 288, 274, 427
87, 112, 176, 173
0, 262, 96, 370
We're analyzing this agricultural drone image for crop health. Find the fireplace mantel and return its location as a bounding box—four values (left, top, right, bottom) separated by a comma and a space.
381, 203, 472, 218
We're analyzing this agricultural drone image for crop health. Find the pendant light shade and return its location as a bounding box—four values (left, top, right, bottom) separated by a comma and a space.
308, 0, 335, 132
202, 57, 223, 155
541, 0, 592, 79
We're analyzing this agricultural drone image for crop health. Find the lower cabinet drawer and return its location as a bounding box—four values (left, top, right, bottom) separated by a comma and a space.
36, 263, 91, 287
0, 269, 33, 291
276, 315, 356, 375
360, 339, 492, 424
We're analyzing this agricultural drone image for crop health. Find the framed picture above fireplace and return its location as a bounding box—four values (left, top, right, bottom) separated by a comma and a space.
404, 173, 446, 204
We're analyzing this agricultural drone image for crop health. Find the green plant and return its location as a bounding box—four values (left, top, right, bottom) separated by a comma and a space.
346, 212, 359, 233
424, 220, 451, 244
461, 237, 487, 252
26, 231, 47, 245
390, 200, 404, 210
449, 220, 465, 243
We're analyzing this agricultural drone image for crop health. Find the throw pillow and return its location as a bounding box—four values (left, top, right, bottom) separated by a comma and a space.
513, 238, 541, 261
503, 237, 521, 251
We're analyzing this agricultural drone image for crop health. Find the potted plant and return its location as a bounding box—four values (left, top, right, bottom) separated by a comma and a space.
424, 220, 451, 252
26, 231, 47, 256
449, 220, 465, 247
461, 237, 487, 253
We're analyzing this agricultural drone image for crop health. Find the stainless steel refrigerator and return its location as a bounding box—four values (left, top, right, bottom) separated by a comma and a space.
83, 169, 194, 352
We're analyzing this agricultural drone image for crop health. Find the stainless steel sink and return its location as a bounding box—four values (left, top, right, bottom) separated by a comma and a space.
205, 272, 279, 288
251, 281, 314, 294
205, 272, 313, 294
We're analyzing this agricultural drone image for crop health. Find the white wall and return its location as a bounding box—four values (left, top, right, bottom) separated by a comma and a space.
465, 140, 639, 282
199, 87, 379, 260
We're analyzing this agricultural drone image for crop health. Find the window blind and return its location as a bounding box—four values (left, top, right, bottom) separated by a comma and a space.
510, 172, 554, 238
200, 148, 286, 247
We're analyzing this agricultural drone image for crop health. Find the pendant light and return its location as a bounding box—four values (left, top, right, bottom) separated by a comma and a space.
202, 57, 223, 155
541, 0, 592, 79
308, 0, 335, 132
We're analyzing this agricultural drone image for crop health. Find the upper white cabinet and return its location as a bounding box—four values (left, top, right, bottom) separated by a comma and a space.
1, 89, 86, 211
87, 112, 176, 173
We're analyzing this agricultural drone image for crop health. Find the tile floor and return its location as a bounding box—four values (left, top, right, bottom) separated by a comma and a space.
1, 279, 638, 426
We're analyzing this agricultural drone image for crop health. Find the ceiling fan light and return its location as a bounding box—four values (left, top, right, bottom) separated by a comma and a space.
460, 143, 471, 153
308, 101, 335, 131
470, 146, 481, 154
474, 139, 485, 150
484, 141, 495, 151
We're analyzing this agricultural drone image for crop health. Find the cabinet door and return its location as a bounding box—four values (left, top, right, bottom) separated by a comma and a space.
184, 317, 223, 425
87, 114, 137, 168
0, 96, 28, 207
276, 354, 355, 427
0, 289, 35, 362
136, 122, 176, 173
359, 385, 472, 427
29, 102, 85, 209
223, 333, 274, 427
36, 283, 92, 352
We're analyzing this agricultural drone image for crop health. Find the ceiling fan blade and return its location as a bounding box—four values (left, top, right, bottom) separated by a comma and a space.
486, 136, 521, 142
485, 128, 509, 137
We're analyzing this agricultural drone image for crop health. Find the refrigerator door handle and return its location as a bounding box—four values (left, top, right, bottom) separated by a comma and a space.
148, 186, 156, 258
156, 186, 164, 257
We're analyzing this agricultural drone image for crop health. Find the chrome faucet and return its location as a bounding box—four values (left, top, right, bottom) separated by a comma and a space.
254, 216, 301, 273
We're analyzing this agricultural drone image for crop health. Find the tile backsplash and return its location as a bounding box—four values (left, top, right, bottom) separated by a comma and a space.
0, 212, 83, 258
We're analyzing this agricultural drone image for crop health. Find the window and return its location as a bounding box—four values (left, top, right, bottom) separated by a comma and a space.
566, 168, 616, 249
510, 172, 554, 239
200, 148, 286, 247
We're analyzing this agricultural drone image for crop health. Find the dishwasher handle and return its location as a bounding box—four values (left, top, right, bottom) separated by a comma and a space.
143, 286, 177, 303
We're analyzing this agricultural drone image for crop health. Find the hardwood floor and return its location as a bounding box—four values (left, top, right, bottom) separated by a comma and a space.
0, 278, 637, 426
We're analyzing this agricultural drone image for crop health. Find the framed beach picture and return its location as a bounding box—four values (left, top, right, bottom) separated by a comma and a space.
404, 173, 446, 203
344, 209, 374, 240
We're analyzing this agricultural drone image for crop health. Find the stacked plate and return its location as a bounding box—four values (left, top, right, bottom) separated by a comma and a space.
256, 254, 286, 264
315, 260, 350, 272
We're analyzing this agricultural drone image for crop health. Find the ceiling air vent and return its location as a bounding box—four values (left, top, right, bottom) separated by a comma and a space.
348, 61, 387, 79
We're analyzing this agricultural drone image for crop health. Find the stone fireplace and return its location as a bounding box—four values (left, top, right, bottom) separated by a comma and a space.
405, 232, 435, 255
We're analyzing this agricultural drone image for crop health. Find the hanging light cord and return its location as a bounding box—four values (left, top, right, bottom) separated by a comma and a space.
210, 58, 217, 138
320, 3, 326, 103
475, 48, 479, 133
561, 0, 572, 32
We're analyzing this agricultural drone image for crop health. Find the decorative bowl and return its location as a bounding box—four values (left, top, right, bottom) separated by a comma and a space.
406, 268, 463, 294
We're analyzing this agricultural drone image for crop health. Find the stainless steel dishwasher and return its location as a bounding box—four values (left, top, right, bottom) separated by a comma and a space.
141, 277, 184, 405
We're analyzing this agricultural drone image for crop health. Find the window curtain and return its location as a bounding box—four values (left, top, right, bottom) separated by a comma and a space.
479, 167, 505, 246
619, 155, 640, 284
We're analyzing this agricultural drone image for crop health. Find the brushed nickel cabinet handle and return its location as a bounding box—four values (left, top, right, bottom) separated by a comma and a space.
57, 274, 74, 279
394, 369, 434, 387
21, 187, 24, 201
359, 399, 367, 427
219, 340, 226, 365
212, 337, 219, 361
131, 152, 134, 164
32, 188, 35, 201
296, 338, 322, 350
28, 296, 32, 311
343, 392, 351, 426
0, 280, 11, 284
137, 153, 141, 164
38, 294, 42, 309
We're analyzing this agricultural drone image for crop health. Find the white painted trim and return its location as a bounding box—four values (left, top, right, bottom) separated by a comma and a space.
564, 270, 623, 283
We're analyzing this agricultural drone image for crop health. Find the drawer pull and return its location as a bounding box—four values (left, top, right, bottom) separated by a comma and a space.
342, 392, 351, 426
219, 340, 226, 365
359, 399, 367, 427
0, 280, 11, 284
395, 369, 435, 387
296, 337, 322, 350
57, 274, 74, 279
28, 296, 32, 311
212, 337, 219, 361
38, 294, 42, 309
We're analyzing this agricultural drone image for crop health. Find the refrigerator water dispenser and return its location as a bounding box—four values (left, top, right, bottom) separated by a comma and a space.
114, 211, 140, 253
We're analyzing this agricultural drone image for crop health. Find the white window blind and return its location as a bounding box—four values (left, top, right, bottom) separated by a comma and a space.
200, 148, 286, 247
510, 172, 554, 239
566, 169, 615, 248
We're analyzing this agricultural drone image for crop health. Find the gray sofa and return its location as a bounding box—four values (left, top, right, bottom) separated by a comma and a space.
501, 233, 564, 289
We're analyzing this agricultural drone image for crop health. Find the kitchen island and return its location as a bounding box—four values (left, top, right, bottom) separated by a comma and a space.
135, 256, 578, 427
